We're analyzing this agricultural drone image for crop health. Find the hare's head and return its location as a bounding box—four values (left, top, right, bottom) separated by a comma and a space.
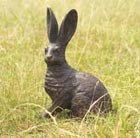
45, 8, 78, 66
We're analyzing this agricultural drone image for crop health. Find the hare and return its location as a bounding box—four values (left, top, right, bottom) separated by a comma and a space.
43, 8, 112, 118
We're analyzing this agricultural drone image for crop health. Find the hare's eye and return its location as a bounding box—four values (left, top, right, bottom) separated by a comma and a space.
54, 47, 59, 52
45, 48, 48, 54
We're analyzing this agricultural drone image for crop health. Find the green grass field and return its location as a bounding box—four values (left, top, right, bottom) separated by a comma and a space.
0, 0, 140, 137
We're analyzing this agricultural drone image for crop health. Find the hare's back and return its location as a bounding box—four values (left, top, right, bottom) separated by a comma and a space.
71, 72, 112, 116
75, 72, 108, 98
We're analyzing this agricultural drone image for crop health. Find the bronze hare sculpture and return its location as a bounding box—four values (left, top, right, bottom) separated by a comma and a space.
43, 8, 112, 118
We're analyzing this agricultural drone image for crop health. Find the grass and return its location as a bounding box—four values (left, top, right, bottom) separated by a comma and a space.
0, 0, 140, 137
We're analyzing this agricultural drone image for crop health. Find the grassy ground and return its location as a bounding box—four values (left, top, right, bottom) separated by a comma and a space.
0, 0, 140, 137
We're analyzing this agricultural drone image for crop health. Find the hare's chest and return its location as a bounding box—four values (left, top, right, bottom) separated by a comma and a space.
45, 74, 72, 100
44, 68, 77, 100
45, 76, 63, 92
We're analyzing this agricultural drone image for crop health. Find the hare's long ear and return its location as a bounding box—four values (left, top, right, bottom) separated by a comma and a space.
57, 9, 78, 46
47, 8, 58, 43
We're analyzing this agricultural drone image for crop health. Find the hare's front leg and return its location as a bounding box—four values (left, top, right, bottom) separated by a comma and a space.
42, 96, 72, 118
42, 103, 63, 119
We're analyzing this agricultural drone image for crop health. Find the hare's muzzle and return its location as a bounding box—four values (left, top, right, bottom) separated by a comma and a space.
45, 55, 53, 63
47, 55, 52, 60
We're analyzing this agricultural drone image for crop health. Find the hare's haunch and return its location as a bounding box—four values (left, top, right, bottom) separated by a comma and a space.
43, 8, 112, 118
